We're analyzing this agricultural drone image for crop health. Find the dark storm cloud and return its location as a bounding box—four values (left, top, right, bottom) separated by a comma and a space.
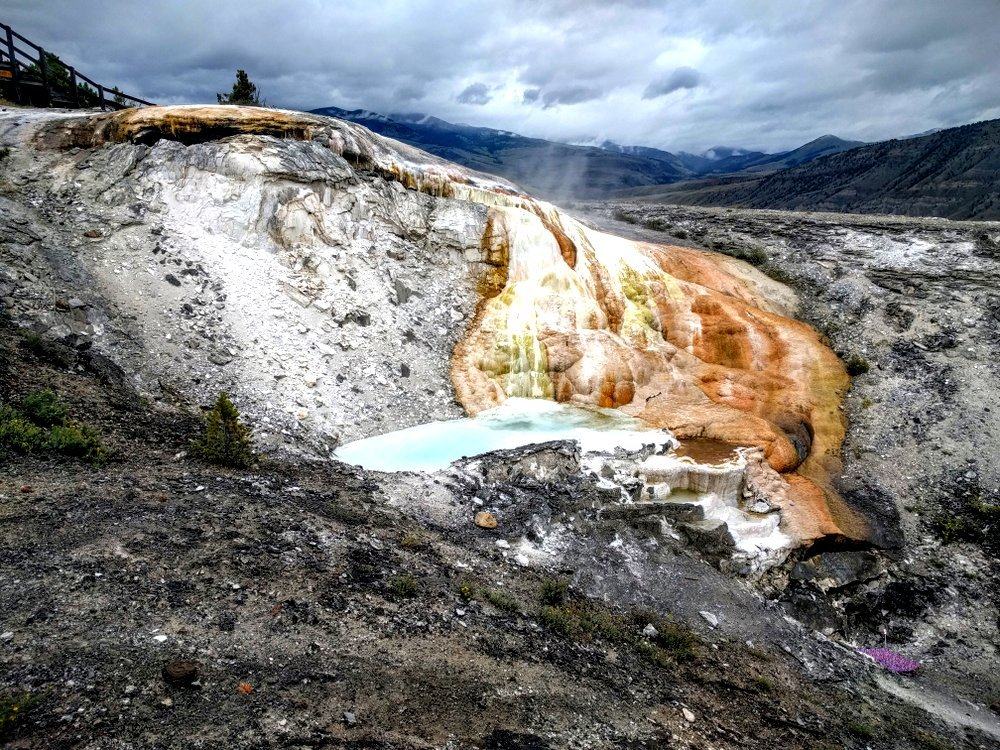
456, 82, 491, 105
642, 67, 701, 99
6, 0, 999, 153
541, 86, 604, 108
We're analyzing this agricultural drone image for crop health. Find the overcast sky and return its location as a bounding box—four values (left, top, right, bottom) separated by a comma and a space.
7, 0, 1000, 153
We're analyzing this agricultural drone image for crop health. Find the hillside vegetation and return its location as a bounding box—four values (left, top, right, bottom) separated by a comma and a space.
622, 119, 1000, 220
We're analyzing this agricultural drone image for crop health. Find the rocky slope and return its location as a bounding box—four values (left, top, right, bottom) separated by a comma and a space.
588, 200, 1000, 710
618, 119, 1000, 220
2, 316, 994, 749
2, 105, 503, 454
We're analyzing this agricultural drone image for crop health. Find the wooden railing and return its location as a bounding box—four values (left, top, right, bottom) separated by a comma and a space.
0, 21, 154, 110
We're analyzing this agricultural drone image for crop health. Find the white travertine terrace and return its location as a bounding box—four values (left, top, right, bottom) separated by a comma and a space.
27, 105, 868, 559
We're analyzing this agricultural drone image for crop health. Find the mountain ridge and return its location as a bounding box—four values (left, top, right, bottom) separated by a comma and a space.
618, 118, 1000, 220
309, 105, 863, 200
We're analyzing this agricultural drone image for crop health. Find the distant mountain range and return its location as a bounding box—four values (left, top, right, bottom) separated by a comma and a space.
621, 119, 1000, 220
309, 105, 864, 200
310, 106, 998, 220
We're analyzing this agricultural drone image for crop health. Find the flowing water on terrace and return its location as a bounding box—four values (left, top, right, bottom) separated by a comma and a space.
504, 334, 552, 398
333, 397, 673, 472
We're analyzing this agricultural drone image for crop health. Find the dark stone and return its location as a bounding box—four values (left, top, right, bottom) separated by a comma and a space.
400, 363, 410, 378
678, 520, 736, 561
480, 729, 552, 750
453, 441, 581, 486
394, 279, 413, 304
165, 273, 181, 287
217, 611, 236, 633
845, 577, 940, 627
835, 479, 904, 550
208, 352, 233, 366
162, 659, 200, 687
790, 550, 881, 589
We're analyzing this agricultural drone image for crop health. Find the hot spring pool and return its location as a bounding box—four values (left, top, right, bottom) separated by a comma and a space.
333, 397, 674, 472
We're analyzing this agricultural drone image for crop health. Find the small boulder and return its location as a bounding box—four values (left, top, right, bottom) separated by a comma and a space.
162, 659, 200, 687
474, 511, 498, 529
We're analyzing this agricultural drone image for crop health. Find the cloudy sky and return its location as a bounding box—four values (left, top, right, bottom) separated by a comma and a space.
7, 0, 1000, 153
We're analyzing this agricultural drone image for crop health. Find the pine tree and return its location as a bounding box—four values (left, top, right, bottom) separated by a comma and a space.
192, 392, 256, 468
217, 69, 263, 106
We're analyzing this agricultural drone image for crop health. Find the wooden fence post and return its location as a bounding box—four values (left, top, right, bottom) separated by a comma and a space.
69, 66, 79, 106
38, 46, 50, 107
3, 26, 17, 102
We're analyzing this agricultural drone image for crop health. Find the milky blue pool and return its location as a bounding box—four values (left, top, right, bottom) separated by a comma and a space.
333, 397, 673, 472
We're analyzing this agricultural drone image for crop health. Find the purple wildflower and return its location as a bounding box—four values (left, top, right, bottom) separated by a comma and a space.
858, 647, 921, 673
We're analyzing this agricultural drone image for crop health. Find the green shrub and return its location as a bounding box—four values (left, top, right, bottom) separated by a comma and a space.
636, 640, 675, 668
723, 244, 769, 266
483, 588, 520, 613
388, 574, 418, 599
400, 530, 429, 550
611, 207, 637, 224
539, 605, 577, 636
649, 620, 699, 662
457, 579, 476, 602
844, 353, 871, 376
536, 598, 701, 668
0, 407, 45, 452
192, 392, 256, 468
17, 331, 76, 368
326, 503, 366, 526
762, 262, 797, 284
929, 468, 999, 554
21, 389, 67, 427
848, 721, 876, 739
911, 731, 952, 750
18, 331, 44, 352
640, 217, 672, 232
45, 423, 105, 462
0, 392, 105, 463
0, 692, 36, 741
539, 578, 568, 606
